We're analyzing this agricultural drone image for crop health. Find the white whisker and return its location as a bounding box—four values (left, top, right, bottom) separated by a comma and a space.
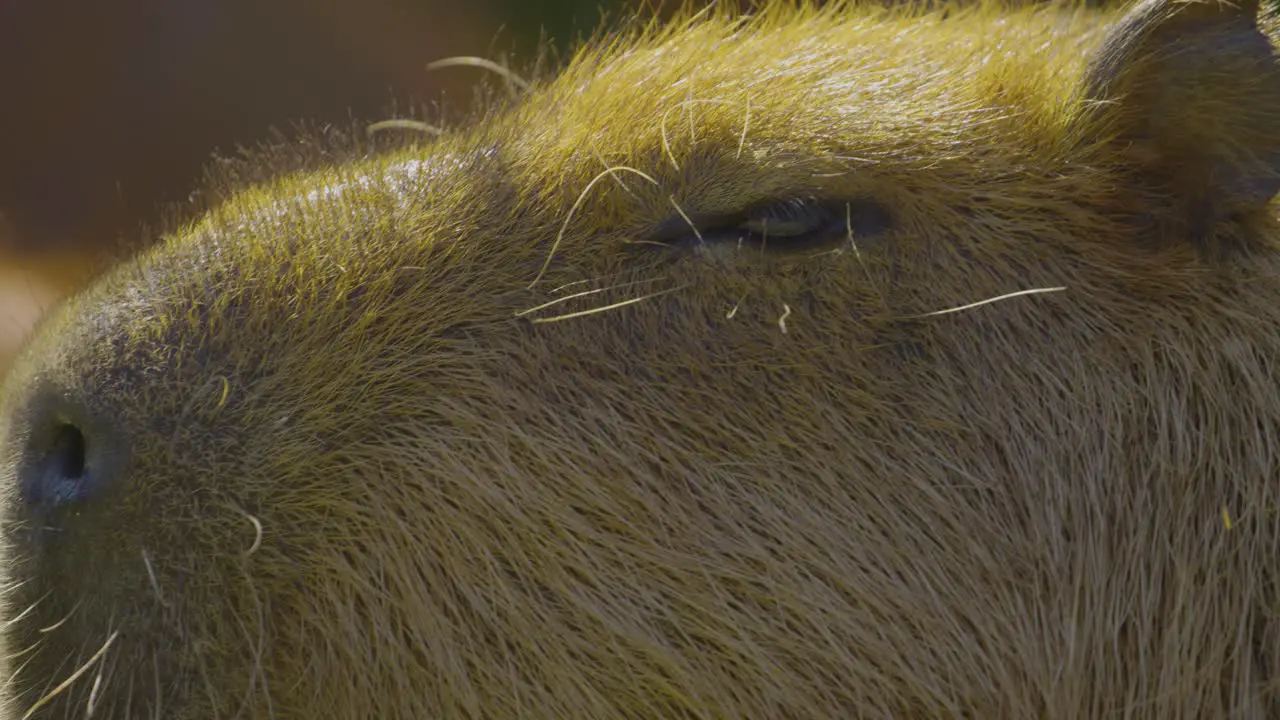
141, 550, 170, 608
908, 287, 1067, 318
37, 598, 83, 633
517, 278, 668, 318
425, 56, 530, 96
20, 630, 118, 720
531, 166, 660, 288
529, 286, 684, 324
238, 508, 264, 557
85, 659, 107, 717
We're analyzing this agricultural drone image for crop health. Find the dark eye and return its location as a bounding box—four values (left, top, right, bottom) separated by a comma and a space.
646, 197, 891, 255
742, 198, 831, 238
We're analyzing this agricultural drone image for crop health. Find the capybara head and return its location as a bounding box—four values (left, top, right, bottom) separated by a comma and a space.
2, 0, 1279, 717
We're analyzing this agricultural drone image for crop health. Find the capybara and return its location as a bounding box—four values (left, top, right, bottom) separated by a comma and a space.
2, 0, 1279, 717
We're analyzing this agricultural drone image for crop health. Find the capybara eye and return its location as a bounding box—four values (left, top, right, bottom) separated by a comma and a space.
649, 197, 891, 255
740, 198, 834, 238
742, 197, 892, 249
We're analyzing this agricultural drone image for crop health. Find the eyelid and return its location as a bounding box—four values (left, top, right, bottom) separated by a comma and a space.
644, 197, 891, 252
740, 197, 824, 232
741, 212, 828, 238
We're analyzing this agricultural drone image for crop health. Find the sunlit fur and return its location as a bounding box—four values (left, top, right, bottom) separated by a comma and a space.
2, 0, 1280, 717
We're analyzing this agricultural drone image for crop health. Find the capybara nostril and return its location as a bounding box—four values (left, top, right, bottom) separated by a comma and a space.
18, 401, 117, 510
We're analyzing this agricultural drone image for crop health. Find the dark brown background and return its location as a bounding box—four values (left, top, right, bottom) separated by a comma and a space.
0, 0, 642, 256
0, 0, 637, 370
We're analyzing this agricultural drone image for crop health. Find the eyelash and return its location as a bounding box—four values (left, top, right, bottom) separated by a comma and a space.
647, 198, 892, 254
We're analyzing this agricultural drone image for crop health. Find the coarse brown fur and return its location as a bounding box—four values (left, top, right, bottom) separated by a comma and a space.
2, 0, 1280, 717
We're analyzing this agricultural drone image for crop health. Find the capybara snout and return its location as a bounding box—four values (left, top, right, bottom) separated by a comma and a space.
2, 1, 1280, 718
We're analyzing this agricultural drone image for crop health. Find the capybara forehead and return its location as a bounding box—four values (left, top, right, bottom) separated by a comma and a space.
513, 5, 1101, 173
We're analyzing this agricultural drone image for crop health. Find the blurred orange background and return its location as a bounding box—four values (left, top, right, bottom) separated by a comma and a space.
0, 0, 644, 374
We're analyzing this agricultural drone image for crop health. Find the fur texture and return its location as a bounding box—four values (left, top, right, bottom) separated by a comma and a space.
2, 0, 1280, 717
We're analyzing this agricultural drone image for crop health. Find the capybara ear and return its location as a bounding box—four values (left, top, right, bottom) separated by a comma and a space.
1083, 0, 1280, 251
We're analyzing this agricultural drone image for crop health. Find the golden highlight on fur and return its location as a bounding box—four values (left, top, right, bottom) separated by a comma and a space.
1, 0, 1279, 717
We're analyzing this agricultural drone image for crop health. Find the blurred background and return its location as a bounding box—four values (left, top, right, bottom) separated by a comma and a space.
0, 0, 652, 372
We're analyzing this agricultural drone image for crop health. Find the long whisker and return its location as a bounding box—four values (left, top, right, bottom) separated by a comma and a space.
516, 278, 669, 317
550, 266, 651, 294
37, 598, 83, 633
905, 286, 1068, 318
530, 166, 660, 288
425, 56, 530, 96
85, 657, 107, 718
669, 196, 703, 245
20, 630, 118, 720
141, 549, 171, 609
528, 286, 685, 324
365, 119, 443, 137
2, 591, 49, 630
